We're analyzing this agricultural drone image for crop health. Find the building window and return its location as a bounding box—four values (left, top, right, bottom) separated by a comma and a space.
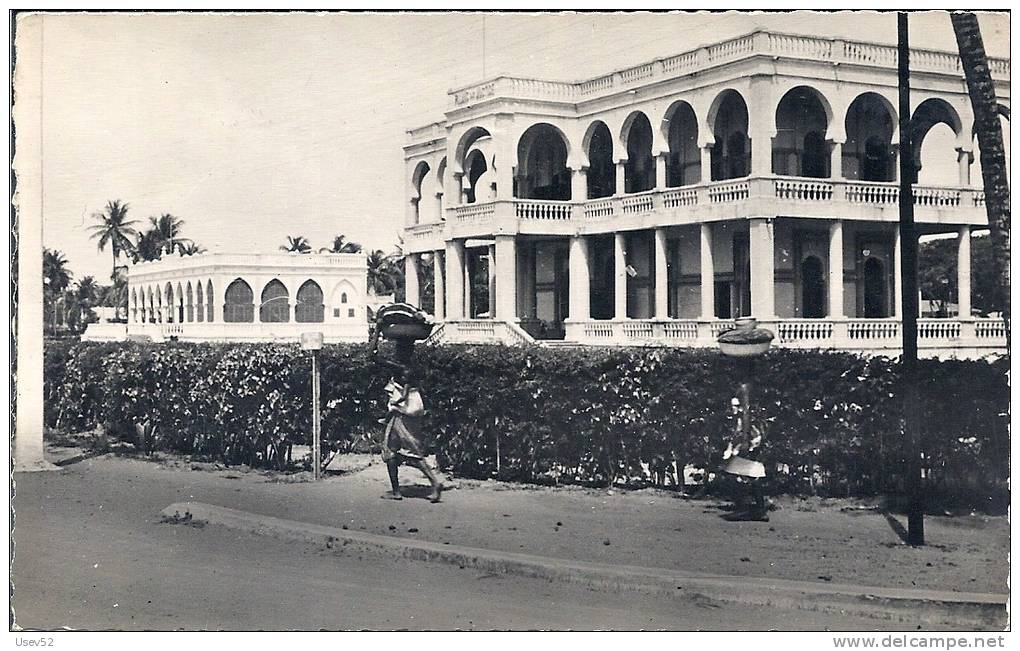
223, 279, 254, 323
348, 308, 356, 318
333, 308, 340, 317
295, 280, 325, 323
341, 293, 348, 304
260, 279, 290, 323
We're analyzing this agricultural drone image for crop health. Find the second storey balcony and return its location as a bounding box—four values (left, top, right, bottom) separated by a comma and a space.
403, 175, 988, 253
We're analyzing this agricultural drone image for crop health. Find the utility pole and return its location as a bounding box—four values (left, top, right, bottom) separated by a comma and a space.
898, 12, 924, 546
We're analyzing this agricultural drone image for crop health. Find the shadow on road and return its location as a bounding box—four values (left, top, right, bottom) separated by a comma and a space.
881, 510, 910, 544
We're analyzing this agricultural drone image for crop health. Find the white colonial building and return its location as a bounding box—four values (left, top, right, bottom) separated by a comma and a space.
401, 29, 1009, 358
84, 253, 369, 343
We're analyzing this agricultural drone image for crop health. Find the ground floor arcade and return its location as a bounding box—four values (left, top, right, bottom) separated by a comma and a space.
404, 218, 1004, 357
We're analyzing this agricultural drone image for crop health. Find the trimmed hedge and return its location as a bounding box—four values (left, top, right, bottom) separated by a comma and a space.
45, 341, 1008, 506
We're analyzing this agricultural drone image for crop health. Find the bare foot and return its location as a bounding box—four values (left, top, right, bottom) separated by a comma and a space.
380, 491, 403, 500
429, 485, 442, 503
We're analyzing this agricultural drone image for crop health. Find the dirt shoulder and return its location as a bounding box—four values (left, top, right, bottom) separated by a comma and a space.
35, 450, 1009, 595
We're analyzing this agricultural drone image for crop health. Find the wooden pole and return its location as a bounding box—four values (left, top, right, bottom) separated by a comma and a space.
898, 12, 924, 546
312, 350, 321, 481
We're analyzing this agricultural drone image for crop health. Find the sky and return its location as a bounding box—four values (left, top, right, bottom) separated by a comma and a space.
19, 10, 1010, 282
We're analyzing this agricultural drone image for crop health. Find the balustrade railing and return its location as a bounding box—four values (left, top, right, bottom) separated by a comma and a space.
584, 198, 615, 219
918, 319, 962, 339
621, 192, 655, 214
975, 319, 1007, 339
661, 187, 698, 208
453, 202, 496, 224
847, 319, 899, 341
432, 317, 1005, 356
515, 200, 572, 221
430, 30, 1008, 116
708, 180, 750, 203
663, 321, 699, 340
775, 319, 833, 342
774, 178, 833, 202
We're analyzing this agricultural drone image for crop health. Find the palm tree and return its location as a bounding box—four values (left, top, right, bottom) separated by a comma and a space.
149, 213, 190, 255
43, 249, 72, 335
280, 235, 312, 254
178, 242, 207, 256
88, 200, 137, 281
72, 276, 100, 330
952, 12, 1011, 349
366, 249, 399, 296
133, 229, 166, 263
319, 234, 363, 254
43, 248, 72, 294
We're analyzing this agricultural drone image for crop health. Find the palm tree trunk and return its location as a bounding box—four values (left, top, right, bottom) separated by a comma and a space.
952, 12, 1010, 352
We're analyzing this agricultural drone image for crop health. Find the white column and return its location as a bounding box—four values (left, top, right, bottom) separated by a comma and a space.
957, 225, 971, 318
14, 16, 51, 470
615, 160, 627, 195
957, 148, 973, 187
700, 223, 715, 319
487, 243, 498, 318
749, 218, 775, 318
447, 172, 463, 209
828, 220, 844, 318
655, 153, 668, 189
614, 232, 628, 319
494, 138, 515, 201
568, 235, 591, 321
404, 254, 420, 307
435, 191, 444, 221
654, 228, 669, 318
571, 167, 587, 201
893, 229, 903, 317
494, 235, 517, 321
748, 78, 774, 177
445, 240, 465, 319
700, 145, 713, 183
464, 248, 474, 317
830, 140, 844, 180
433, 250, 445, 320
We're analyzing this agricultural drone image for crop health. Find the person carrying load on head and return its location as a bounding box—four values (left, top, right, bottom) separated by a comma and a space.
719, 386, 768, 522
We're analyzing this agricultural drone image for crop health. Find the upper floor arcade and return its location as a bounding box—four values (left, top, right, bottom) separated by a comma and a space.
402, 29, 1009, 254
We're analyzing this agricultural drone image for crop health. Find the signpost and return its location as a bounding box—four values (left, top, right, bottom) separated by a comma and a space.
300, 331, 324, 480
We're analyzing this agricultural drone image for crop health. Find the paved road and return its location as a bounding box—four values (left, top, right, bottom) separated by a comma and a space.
9, 458, 929, 630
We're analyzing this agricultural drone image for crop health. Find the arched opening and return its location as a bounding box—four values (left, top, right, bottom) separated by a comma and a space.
515, 123, 571, 200
844, 93, 896, 182
710, 91, 750, 181
130, 288, 137, 323
146, 288, 154, 323
186, 282, 194, 322
463, 149, 489, 204
164, 283, 174, 323
296, 280, 325, 323
863, 258, 887, 318
455, 126, 492, 204
623, 112, 655, 193
224, 279, 254, 323
801, 255, 826, 318
196, 282, 205, 323
585, 121, 615, 199
911, 98, 963, 185
774, 87, 830, 178
664, 101, 699, 186
411, 161, 433, 224
206, 280, 214, 322
175, 284, 184, 323
972, 111, 1011, 187
260, 279, 290, 323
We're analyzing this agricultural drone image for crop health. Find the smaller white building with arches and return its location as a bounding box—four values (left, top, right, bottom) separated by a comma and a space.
87, 253, 369, 343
